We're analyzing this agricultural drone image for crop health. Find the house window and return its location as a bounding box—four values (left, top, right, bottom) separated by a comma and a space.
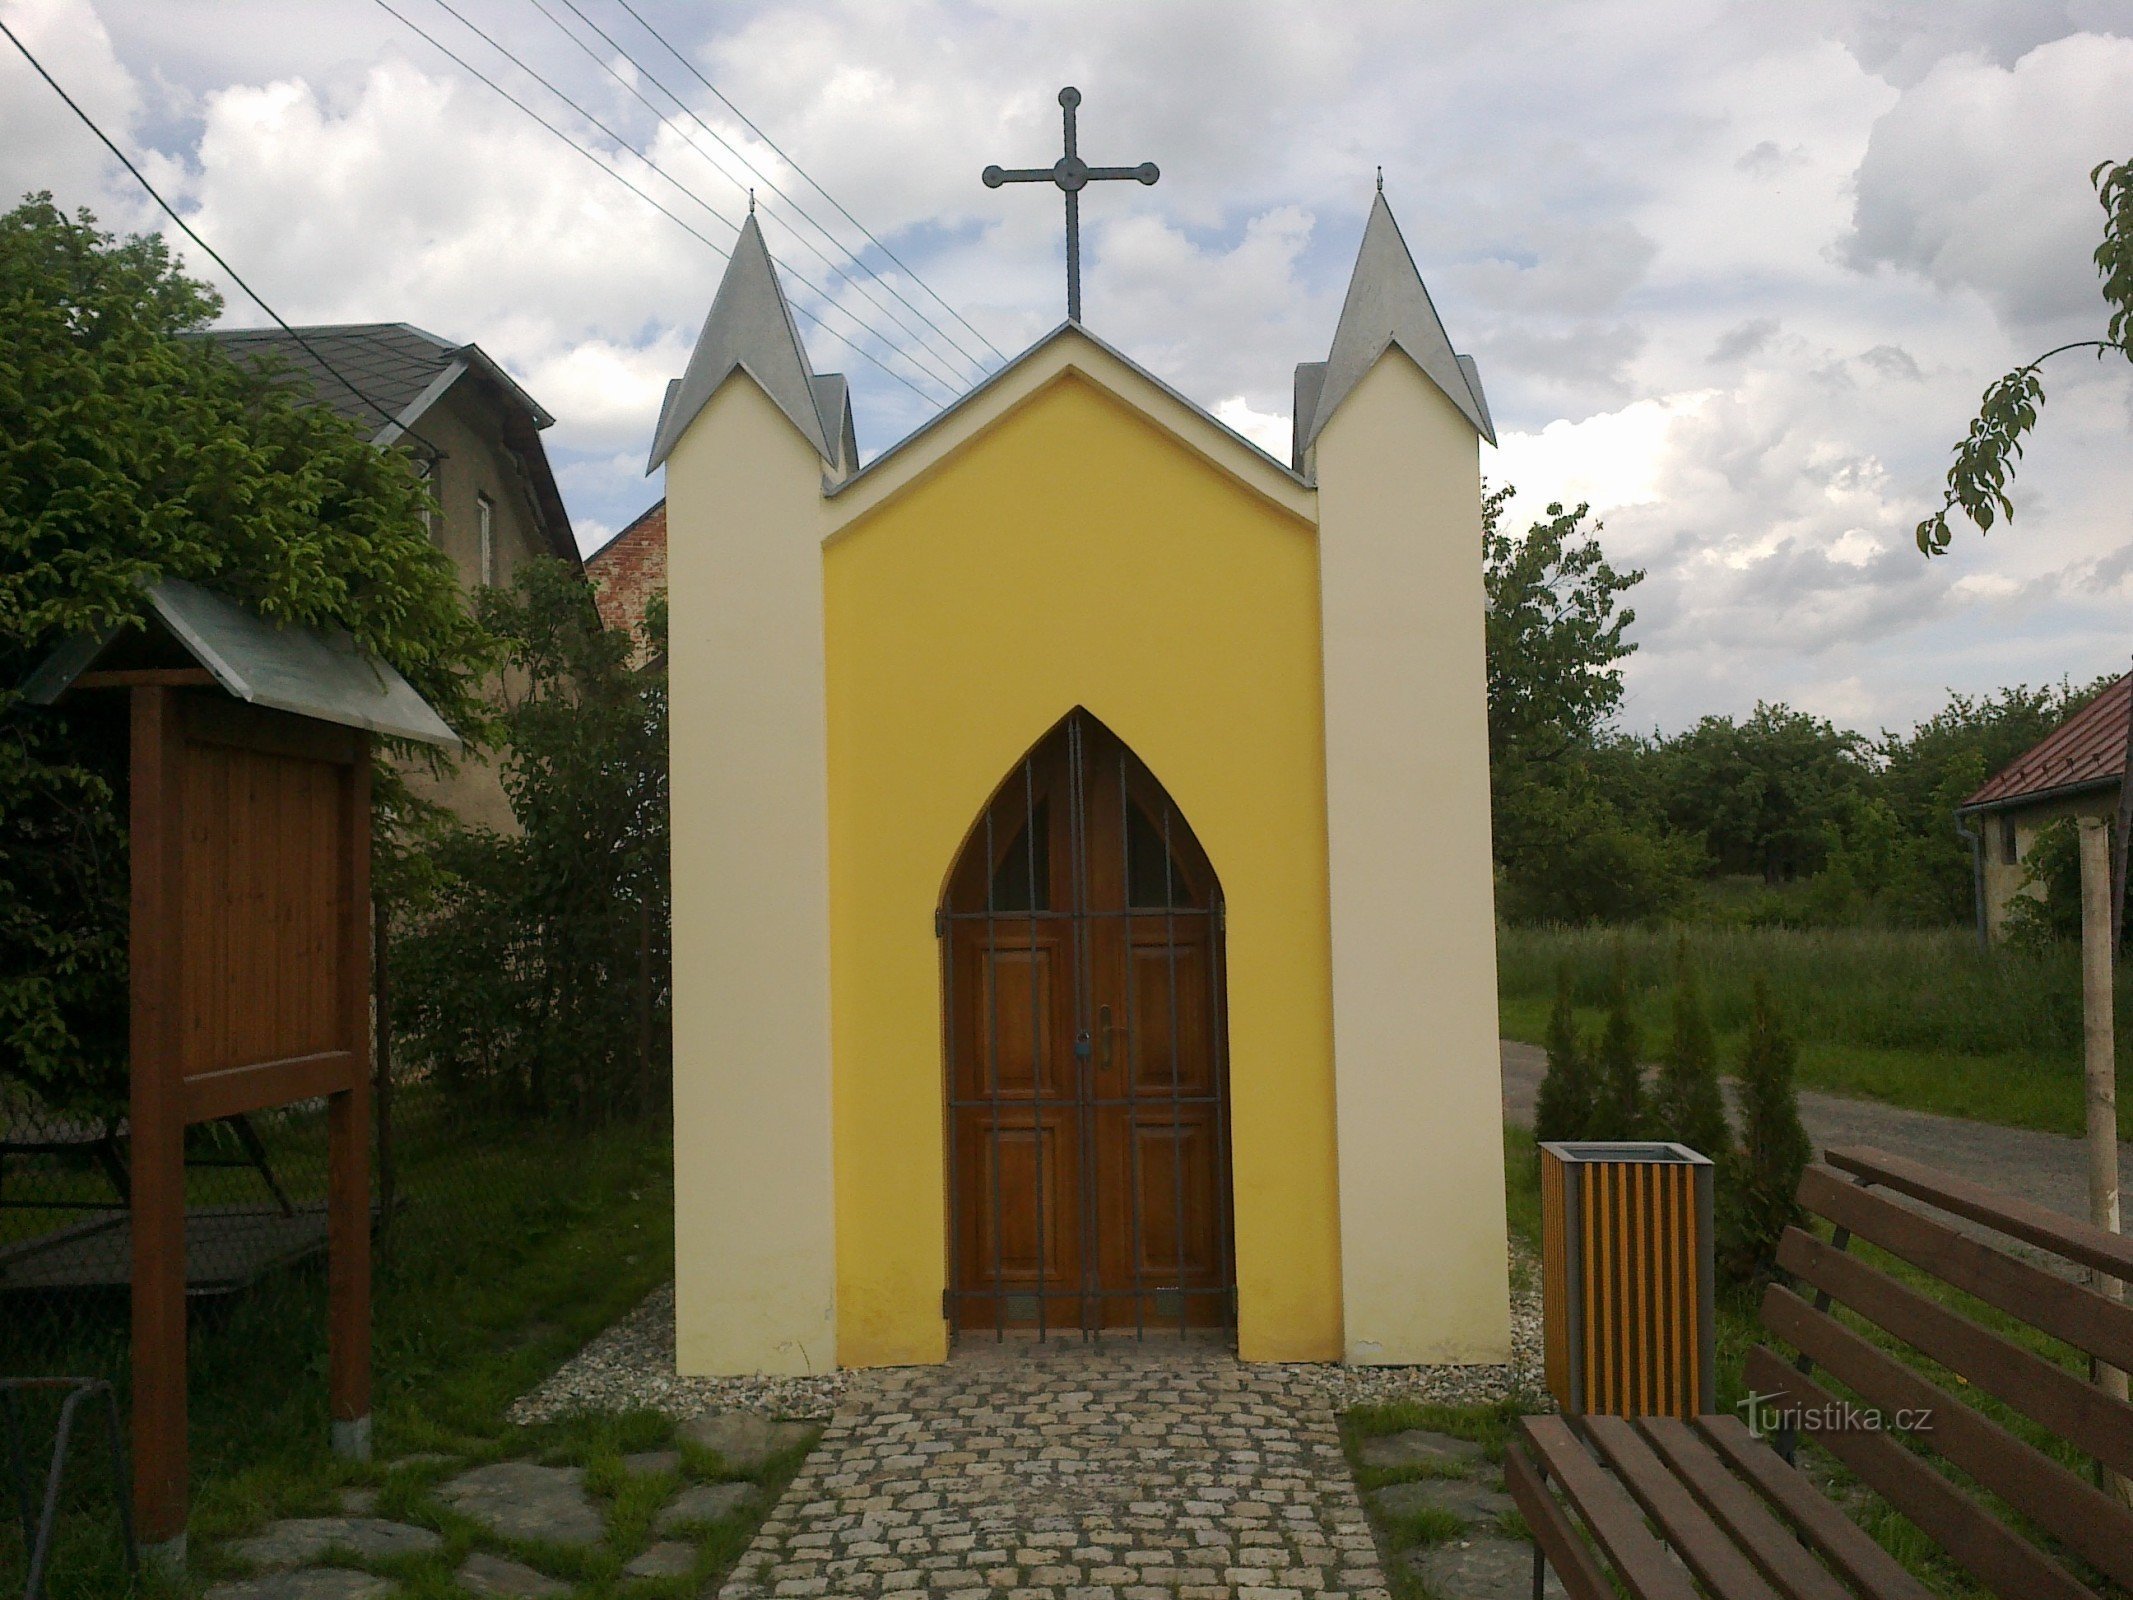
477, 494, 496, 586
1999, 816, 2018, 866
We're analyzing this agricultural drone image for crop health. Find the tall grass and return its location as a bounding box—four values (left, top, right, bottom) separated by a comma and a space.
1498, 924, 2131, 1136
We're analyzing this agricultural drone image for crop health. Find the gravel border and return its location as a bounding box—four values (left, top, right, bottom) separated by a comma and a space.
512, 1245, 1544, 1426
509, 1284, 852, 1425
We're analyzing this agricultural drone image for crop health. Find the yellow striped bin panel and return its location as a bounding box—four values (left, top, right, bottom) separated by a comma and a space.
1538, 1141, 1714, 1418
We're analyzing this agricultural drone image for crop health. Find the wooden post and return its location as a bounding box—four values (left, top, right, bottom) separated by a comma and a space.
127, 688, 189, 1570
329, 745, 374, 1461
2077, 816, 2130, 1504
373, 896, 395, 1251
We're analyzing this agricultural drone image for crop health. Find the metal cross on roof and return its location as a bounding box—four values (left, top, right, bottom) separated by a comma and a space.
983, 87, 1158, 324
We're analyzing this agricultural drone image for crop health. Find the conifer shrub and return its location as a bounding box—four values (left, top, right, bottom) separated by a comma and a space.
1649, 941, 1732, 1165
1722, 975, 1813, 1283
1589, 960, 1644, 1139
1533, 965, 1594, 1143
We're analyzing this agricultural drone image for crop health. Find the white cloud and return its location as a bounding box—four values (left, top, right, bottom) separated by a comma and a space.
9, 0, 2133, 733
1844, 33, 2133, 334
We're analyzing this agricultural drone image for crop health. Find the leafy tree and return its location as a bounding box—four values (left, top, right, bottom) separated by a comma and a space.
1651, 703, 1867, 883
0, 194, 488, 1112
1589, 961, 1645, 1138
392, 560, 669, 1121
1484, 489, 1643, 770
1722, 976, 1812, 1284
1494, 771, 1699, 924
1533, 965, 1595, 1143
1647, 942, 1730, 1164
1917, 159, 2133, 556
1483, 487, 1698, 920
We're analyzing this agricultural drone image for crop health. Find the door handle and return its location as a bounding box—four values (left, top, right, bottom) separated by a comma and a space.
1098, 1005, 1113, 1071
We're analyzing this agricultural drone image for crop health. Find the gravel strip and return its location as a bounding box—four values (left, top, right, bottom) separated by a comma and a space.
508, 1284, 852, 1425
516, 1249, 1544, 1428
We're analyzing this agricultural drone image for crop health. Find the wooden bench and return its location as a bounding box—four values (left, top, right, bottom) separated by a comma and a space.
1506, 1143, 2133, 1600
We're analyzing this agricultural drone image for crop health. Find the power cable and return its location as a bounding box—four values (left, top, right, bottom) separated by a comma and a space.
548, 0, 996, 378
609, 0, 1008, 364
402, 0, 958, 400
530, 0, 984, 387
0, 12, 446, 455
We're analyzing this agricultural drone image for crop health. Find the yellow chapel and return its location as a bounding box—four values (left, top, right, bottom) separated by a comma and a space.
653, 187, 1511, 1374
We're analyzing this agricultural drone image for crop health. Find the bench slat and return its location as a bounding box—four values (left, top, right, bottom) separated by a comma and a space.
1799, 1164, 2133, 1376
1582, 1416, 1786, 1600
1743, 1347, 2099, 1600
1779, 1227, 2133, 1479
1504, 1441, 1616, 1600
1764, 1282, 2133, 1588
1824, 1147, 2133, 1284
1636, 1418, 1867, 1600
1694, 1414, 1937, 1600
1520, 1416, 1703, 1600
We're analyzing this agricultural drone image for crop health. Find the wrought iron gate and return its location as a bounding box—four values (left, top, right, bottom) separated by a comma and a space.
941, 709, 1236, 1339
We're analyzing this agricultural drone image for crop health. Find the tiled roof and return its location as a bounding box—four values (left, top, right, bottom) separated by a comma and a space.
199, 322, 577, 567
202, 323, 464, 434
1963, 672, 2130, 809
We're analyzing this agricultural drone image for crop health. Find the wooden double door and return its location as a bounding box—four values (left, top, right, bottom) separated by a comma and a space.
942, 711, 1235, 1335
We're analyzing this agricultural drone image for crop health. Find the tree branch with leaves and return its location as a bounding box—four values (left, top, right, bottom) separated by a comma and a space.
1917, 157, 2133, 556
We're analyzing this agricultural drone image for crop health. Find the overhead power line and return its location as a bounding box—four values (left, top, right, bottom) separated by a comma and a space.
0, 13, 443, 453
547, 0, 998, 379
525, 0, 978, 391
609, 0, 1009, 366
392, 0, 957, 402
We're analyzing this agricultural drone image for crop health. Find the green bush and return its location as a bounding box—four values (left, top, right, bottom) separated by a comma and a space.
1647, 941, 1730, 1165
1721, 977, 1811, 1284
1589, 960, 1645, 1138
392, 562, 668, 1121
1532, 965, 1594, 1143
2000, 815, 2083, 950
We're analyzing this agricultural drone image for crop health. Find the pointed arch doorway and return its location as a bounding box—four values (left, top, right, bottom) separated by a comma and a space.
941, 710, 1236, 1337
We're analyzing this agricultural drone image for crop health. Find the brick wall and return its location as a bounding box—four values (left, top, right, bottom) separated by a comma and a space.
588, 499, 667, 660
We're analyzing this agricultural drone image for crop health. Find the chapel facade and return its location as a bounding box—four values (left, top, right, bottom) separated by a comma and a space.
656, 191, 1510, 1373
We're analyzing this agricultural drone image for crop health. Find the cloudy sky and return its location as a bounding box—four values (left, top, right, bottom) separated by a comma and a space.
7, 0, 2133, 736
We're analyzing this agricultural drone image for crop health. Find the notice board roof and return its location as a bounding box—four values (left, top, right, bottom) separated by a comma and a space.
22, 577, 461, 748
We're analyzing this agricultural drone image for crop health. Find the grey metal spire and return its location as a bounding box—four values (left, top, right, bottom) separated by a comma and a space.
647, 213, 838, 472
1299, 190, 1493, 455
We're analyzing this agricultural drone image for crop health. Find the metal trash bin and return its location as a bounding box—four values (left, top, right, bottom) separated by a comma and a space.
1540, 1141, 1715, 1417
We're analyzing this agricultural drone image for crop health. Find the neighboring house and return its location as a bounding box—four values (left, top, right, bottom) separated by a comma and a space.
586, 499, 666, 659
1958, 672, 2130, 940
204, 323, 579, 831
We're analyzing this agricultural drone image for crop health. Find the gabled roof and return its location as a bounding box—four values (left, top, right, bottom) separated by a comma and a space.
22, 577, 460, 747
647, 215, 841, 471
201, 323, 578, 566
1297, 192, 1493, 455
824, 320, 1313, 527
1962, 673, 2130, 811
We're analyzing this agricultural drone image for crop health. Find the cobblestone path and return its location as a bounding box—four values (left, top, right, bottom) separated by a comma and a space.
715, 1335, 1390, 1600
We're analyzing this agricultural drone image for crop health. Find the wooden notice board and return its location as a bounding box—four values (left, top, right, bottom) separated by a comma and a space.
127, 686, 373, 1552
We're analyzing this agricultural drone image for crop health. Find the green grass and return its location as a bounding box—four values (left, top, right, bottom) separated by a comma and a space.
1498, 923, 2133, 1137
0, 1099, 709, 1598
